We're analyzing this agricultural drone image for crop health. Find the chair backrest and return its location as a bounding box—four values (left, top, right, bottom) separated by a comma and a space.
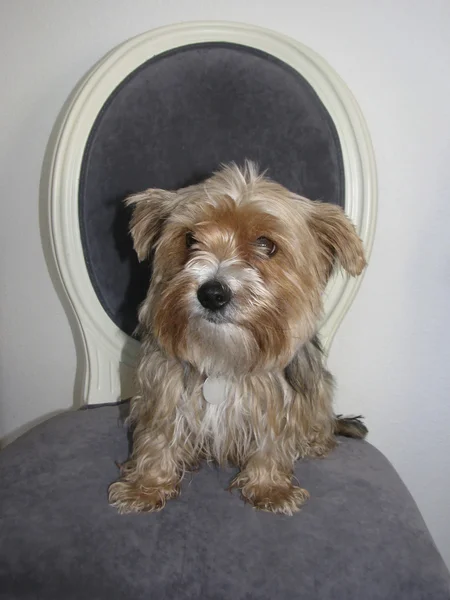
47, 21, 377, 406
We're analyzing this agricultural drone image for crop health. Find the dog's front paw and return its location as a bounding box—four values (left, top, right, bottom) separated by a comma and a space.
245, 484, 309, 515
108, 479, 179, 514
231, 475, 309, 515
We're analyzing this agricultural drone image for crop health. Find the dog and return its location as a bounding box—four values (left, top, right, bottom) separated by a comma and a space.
108, 161, 367, 515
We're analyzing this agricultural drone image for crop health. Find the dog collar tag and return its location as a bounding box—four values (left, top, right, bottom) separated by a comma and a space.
202, 376, 228, 405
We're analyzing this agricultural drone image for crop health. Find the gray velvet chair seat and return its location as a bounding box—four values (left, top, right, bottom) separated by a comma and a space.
1, 405, 449, 600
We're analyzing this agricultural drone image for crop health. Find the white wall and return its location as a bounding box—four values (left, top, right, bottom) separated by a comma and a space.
1, 0, 449, 568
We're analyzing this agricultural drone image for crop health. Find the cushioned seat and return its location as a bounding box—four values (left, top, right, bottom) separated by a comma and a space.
1, 405, 449, 600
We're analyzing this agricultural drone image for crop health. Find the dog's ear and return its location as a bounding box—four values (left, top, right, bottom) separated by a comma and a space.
309, 202, 366, 277
125, 189, 179, 262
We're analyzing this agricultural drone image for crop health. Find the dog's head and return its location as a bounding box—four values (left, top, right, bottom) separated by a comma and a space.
127, 162, 365, 373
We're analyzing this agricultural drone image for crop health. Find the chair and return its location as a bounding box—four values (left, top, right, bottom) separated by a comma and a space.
1, 21, 449, 599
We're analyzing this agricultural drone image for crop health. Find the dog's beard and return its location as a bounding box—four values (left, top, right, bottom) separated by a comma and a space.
149, 254, 268, 374
185, 316, 257, 375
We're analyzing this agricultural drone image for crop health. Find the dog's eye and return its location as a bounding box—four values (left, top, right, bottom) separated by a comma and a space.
186, 232, 198, 248
255, 236, 277, 257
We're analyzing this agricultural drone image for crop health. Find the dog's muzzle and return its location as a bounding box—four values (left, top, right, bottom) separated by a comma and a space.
197, 280, 232, 312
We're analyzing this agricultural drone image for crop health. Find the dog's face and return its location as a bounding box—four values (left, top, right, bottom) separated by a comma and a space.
127, 163, 365, 374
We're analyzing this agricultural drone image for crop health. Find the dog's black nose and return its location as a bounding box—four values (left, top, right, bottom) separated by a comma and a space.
197, 280, 232, 311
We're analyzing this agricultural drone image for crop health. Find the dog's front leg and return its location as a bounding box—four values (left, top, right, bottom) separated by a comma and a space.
108, 425, 185, 514
108, 353, 195, 514
230, 450, 309, 515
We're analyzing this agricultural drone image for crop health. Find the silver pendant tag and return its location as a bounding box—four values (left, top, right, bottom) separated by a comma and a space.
202, 376, 228, 405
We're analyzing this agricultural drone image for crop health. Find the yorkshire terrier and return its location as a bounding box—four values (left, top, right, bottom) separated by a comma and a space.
108, 162, 367, 515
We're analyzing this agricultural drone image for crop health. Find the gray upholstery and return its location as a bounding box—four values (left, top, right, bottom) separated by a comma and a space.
79, 43, 344, 336
1, 405, 449, 600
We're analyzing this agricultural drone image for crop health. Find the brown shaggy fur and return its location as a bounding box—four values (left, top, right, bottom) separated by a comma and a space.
108, 162, 367, 515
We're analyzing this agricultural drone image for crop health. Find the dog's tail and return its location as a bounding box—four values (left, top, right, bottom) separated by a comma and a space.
334, 415, 368, 439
